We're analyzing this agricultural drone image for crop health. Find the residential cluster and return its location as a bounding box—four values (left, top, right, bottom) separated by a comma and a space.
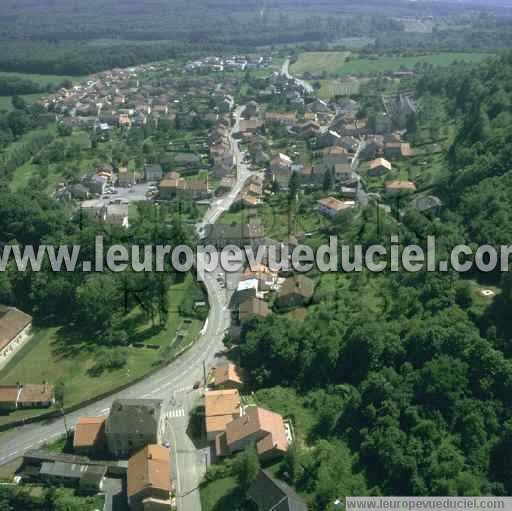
17, 398, 175, 510
185, 54, 273, 73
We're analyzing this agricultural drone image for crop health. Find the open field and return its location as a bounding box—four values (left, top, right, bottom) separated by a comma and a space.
291, 51, 351, 76
0, 93, 46, 112
0, 277, 204, 426
0, 71, 85, 86
316, 78, 361, 99
0, 72, 87, 111
334, 36, 375, 49
292, 51, 492, 78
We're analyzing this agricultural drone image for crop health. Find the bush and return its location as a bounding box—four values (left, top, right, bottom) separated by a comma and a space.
89, 347, 128, 376
179, 277, 208, 320
204, 457, 237, 481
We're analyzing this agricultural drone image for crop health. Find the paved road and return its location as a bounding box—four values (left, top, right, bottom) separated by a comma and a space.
0, 107, 252, 511
352, 140, 369, 207
281, 58, 314, 94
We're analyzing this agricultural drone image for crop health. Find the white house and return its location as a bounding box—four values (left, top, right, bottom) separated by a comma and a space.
0, 307, 33, 370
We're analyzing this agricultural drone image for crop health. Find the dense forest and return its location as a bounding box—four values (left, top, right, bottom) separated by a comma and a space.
231, 52, 512, 508
0, 0, 510, 75
0, 485, 102, 510
0, 185, 193, 332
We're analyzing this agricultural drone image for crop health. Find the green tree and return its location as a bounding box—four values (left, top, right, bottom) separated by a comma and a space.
281, 444, 304, 485
288, 171, 300, 200
323, 169, 332, 192
234, 445, 260, 492
11, 95, 27, 111
76, 274, 121, 334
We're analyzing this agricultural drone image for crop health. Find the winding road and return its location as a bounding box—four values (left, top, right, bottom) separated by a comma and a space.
281, 57, 314, 94
0, 106, 251, 511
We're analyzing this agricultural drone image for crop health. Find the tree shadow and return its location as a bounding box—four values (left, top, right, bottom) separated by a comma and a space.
52, 308, 167, 361
200, 483, 255, 511
52, 323, 96, 359
186, 405, 209, 450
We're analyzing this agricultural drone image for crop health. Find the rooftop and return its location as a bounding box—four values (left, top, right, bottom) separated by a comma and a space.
225, 406, 288, 456
278, 275, 315, 299
73, 416, 107, 449
213, 363, 243, 387
18, 384, 54, 404
127, 444, 172, 498
248, 470, 308, 511
385, 180, 416, 192
0, 307, 32, 351
370, 158, 392, 171
318, 196, 356, 212
204, 389, 241, 433
106, 399, 162, 437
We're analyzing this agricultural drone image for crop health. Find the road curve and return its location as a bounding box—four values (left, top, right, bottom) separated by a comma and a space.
0, 106, 252, 511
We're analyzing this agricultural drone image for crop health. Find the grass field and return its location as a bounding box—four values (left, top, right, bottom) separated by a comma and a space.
0, 277, 203, 426
0, 72, 86, 111
316, 78, 361, 100
0, 93, 46, 112
0, 71, 85, 86
292, 51, 492, 78
291, 51, 351, 76
334, 36, 375, 49
9, 129, 95, 192
200, 477, 242, 511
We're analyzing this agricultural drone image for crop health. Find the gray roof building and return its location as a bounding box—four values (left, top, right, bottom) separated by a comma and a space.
248, 470, 308, 511
106, 399, 163, 458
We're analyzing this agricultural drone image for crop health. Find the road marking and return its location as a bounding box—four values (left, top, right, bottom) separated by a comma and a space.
168, 417, 182, 502
167, 408, 186, 419
0, 115, 247, 471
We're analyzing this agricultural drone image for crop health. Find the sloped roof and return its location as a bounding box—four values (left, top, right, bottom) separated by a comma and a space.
73, 416, 107, 449
318, 197, 355, 213
225, 407, 288, 456
0, 307, 32, 351
0, 386, 19, 404
385, 180, 416, 192
239, 297, 271, 322
213, 363, 243, 387
106, 399, 162, 437
127, 444, 172, 498
278, 275, 315, 299
204, 389, 241, 434
18, 384, 54, 404
369, 158, 392, 171
248, 470, 308, 511
205, 223, 264, 241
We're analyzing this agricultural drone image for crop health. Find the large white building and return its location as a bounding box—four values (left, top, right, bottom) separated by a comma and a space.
0, 307, 33, 370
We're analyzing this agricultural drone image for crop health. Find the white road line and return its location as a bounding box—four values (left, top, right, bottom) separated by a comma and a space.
168, 419, 181, 502
0, 109, 247, 477
167, 408, 185, 418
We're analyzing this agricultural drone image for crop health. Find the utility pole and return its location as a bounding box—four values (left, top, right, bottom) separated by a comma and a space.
203, 360, 207, 388
61, 408, 70, 439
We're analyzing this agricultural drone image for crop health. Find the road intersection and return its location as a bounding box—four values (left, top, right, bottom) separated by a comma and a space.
0, 106, 251, 511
